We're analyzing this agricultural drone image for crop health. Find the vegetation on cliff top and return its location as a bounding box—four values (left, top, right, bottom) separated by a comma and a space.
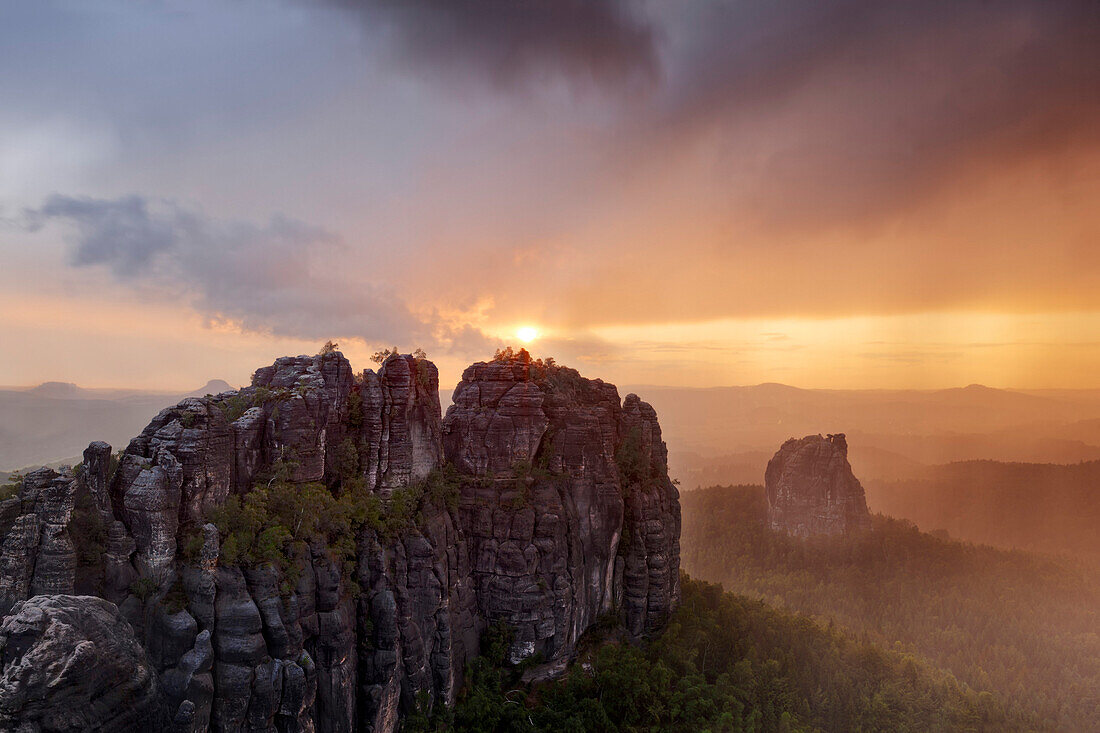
202, 453, 463, 594
0, 475, 20, 501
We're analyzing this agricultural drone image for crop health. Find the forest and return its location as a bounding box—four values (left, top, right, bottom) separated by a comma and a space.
681, 485, 1100, 731
411, 575, 1024, 732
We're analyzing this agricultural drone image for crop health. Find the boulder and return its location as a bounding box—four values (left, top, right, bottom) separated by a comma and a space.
0, 595, 160, 731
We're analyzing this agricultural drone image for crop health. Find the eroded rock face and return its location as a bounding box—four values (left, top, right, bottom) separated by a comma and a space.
444, 358, 681, 663
0, 595, 160, 731
0, 468, 78, 615
0, 350, 681, 732
765, 433, 871, 537
617, 394, 682, 636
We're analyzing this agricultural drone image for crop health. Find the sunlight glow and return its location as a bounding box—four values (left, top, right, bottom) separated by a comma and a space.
516, 326, 539, 343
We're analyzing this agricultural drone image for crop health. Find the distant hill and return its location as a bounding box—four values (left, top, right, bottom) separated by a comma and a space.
626, 382, 1100, 452
681, 485, 1100, 731
0, 380, 235, 471
185, 379, 235, 397
631, 382, 1100, 485
27, 382, 86, 398
11, 376, 1100, 483
866, 459, 1100, 562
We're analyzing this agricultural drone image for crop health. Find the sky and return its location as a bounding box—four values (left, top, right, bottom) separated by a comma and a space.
1, 0, 1099, 391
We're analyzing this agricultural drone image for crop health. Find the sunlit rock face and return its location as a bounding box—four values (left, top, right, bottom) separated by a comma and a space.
0, 350, 681, 732
765, 433, 872, 537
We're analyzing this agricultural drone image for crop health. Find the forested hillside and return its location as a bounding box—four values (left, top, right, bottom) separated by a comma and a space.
419, 576, 1025, 732
681, 486, 1100, 731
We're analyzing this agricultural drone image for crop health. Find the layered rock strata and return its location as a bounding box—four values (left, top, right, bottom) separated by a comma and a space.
0, 595, 161, 731
765, 433, 872, 537
0, 350, 681, 731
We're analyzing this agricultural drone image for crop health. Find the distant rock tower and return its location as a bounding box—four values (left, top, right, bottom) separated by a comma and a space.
765, 433, 871, 536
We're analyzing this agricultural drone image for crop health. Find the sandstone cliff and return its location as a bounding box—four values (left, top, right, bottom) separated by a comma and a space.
765, 433, 871, 537
0, 350, 680, 731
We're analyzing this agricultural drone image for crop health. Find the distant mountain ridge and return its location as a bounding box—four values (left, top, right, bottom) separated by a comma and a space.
866, 459, 1100, 561
186, 378, 235, 396
625, 382, 1100, 485
9, 377, 1100, 474
0, 379, 236, 471
27, 381, 85, 398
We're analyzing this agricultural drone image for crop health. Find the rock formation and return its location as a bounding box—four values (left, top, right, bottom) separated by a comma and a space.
0, 595, 161, 731
0, 349, 681, 731
765, 433, 871, 537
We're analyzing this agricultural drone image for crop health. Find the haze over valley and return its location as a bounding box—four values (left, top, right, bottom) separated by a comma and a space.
3, 1, 1100, 730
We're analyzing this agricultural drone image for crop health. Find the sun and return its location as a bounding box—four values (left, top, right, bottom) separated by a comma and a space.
516, 326, 539, 344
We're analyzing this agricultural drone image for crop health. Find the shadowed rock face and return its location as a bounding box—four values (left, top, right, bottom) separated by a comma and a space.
444, 358, 681, 663
765, 433, 871, 537
0, 595, 161, 731
0, 351, 681, 732
765, 431, 866, 534
0, 468, 78, 615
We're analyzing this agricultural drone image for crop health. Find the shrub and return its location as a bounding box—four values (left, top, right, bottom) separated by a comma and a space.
0, 474, 21, 501
130, 577, 159, 602
507, 459, 560, 509
71, 489, 107, 566
108, 451, 123, 482
163, 578, 189, 614
492, 346, 532, 364
421, 464, 462, 512
371, 347, 400, 364
207, 458, 466, 596
209, 455, 370, 581
219, 393, 252, 422
334, 437, 360, 485
217, 386, 294, 423
347, 389, 364, 432
180, 527, 204, 563
414, 355, 434, 390
615, 426, 651, 488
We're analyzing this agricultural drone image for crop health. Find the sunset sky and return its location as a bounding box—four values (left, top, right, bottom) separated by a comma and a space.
2, 1, 1098, 391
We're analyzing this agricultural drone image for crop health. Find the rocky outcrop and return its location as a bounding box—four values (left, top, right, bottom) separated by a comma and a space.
617, 394, 682, 636
765, 433, 871, 537
360, 355, 443, 495
0, 468, 79, 615
444, 357, 681, 663
0, 349, 681, 732
0, 595, 160, 731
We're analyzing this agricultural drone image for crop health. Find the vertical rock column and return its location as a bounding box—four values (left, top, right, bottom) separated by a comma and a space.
765, 433, 872, 536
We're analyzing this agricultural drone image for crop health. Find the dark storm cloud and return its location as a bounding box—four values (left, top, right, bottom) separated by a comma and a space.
320, 0, 1099, 230
651, 0, 1100, 226
26, 194, 493, 352
324, 0, 658, 90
